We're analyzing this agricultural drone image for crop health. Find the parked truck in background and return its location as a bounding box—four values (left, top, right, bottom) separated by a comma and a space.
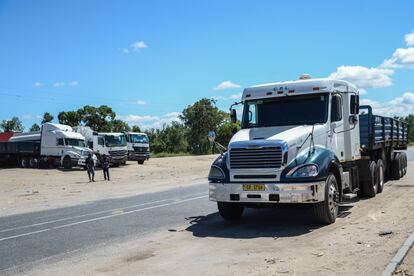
125, 132, 150, 164
74, 126, 128, 166
208, 76, 408, 224
0, 123, 93, 169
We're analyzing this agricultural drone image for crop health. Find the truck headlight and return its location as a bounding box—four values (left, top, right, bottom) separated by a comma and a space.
288, 164, 318, 178
208, 165, 225, 179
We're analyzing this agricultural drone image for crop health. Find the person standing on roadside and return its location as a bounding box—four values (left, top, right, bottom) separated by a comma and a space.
86, 153, 95, 182
102, 154, 110, 181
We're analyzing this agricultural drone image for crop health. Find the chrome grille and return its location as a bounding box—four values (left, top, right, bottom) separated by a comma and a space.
133, 146, 149, 153
109, 150, 127, 157
230, 146, 282, 169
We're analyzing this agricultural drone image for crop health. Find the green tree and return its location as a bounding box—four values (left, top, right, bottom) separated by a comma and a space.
216, 119, 240, 148
111, 119, 131, 132
401, 114, 414, 143
78, 105, 116, 132
0, 117, 24, 132
58, 111, 82, 126
160, 122, 189, 153
29, 123, 41, 132
132, 125, 141, 132
180, 98, 226, 154
41, 112, 54, 124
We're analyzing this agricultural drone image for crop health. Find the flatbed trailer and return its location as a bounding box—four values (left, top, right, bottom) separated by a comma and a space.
0, 141, 41, 167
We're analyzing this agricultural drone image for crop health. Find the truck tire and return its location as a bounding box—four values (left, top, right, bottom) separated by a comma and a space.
391, 153, 401, 180
20, 158, 29, 168
400, 152, 407, 177
217, 202, 244, 220
313, 173, 339, 224
62, 156, 72, 170
361, 161, 378, 198
29, 157, 38, 169
138, 160, 145, 165
376, 159, 385, 193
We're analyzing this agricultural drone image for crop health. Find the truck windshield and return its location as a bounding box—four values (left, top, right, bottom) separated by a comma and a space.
242, 93, 329, 128
105, 135, 127, 147
65, 138, 86, 147
130, 134, 148, 143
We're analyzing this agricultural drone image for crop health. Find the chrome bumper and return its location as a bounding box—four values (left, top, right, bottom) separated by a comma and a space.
209, 181, 326, 203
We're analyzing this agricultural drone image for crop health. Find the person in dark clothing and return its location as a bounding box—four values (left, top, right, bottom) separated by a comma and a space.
101, 154, 110, 181
86, 153, 95, 182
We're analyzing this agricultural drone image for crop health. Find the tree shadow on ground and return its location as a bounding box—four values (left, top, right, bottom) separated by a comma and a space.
185, 204, 353, 239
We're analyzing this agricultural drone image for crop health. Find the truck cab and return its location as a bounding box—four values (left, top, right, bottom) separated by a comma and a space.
125, 132, 150, 164
92, 132, 128, 166
208, 77, 363, 224
9, 123, 94, 169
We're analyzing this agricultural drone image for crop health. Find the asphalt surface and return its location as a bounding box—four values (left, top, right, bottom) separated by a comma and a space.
1, 148, 413, 275
0, 184, 215, 275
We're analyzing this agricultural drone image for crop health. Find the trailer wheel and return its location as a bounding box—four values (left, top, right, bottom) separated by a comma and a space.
391, 153, 401, 180
29, 157, 38, 169
376, 159, 385, 193
138, 160, 145, 165
62, 156, 72, 170
361, 161, 378, 198
313, 173, 339, 224
217, 202, 244, 220
401, 152, 407, 177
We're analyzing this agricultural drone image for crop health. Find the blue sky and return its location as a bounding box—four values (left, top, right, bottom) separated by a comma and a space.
0, 0, 414, 130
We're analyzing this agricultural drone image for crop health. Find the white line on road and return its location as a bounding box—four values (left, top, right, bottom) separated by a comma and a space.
0, 192, 206, 234
0, 195, 207, 242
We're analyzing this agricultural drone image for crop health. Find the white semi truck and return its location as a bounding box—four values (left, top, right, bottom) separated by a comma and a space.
208, 76, 408, 224
125, 132, 150, 164
0, 123, 93, 169
74, 126, 128, 166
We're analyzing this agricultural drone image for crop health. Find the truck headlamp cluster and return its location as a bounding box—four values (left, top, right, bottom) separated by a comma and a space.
287, 164, 318, 178
208, 165, 225, 180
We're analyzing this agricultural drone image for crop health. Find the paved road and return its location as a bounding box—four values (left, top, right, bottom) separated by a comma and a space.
1, 148, 413, 275
0, 184, 215, 274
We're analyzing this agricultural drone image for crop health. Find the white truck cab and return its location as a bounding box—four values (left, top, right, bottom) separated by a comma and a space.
93, 132, 128, 166
208, 76, 365, 224
10, 123, 94, 169
74, 126, 128, 166
125, 132, 150, 164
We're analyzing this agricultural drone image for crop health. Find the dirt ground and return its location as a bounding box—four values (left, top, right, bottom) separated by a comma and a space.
0, 155, 217, 216
395, 246, 414, 276
22, 162, 414, 276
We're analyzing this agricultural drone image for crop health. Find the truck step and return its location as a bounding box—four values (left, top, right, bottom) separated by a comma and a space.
342, 193, 358, 200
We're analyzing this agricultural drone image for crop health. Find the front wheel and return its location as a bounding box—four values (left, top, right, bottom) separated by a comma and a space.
217, 202, 244, 220
313, 173, 339, 224
62, 156, 72, 170
138, 160, 145, 165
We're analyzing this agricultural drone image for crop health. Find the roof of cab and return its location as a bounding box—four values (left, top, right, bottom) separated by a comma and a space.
242, 78, 358, 101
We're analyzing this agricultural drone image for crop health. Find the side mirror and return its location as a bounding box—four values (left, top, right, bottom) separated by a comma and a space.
350, 95, 360, 114
207, 131, 216, 142
349, 114, 358, 124
230, 109, 237, 124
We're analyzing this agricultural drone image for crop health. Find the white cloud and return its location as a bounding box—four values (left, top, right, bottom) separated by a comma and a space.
133, 100, 147, 105
213, 93, 242, 101
358, 88, 367, 95
405, 31, 414, 46
53, 82, 65, 87
69, 80, 79, 86
360, 92, 414, 117
21, 114, 34, 120
118, 112, 181, 130
132, 41, 148, 51
381, 47, 414, 68
32, 82, 43, 88
329, 66, 394, 88
122, 48, 130, 54
213, 80, 241, 90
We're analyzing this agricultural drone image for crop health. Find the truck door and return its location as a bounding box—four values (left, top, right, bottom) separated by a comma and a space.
329, 93, 345, 162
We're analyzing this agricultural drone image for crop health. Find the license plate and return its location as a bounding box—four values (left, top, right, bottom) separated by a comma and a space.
242, 184, 265, 191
